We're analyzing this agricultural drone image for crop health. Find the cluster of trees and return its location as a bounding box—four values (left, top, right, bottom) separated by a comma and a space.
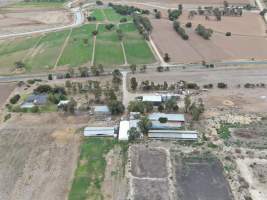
108, 3, 149, 15
133, 14, 153, 40
243, 83, 266, 88
195, 24, 213, 40
34, 85, 67, 104
138, 80, 176, 91
127, 101, 153, 114
153, 9, 161, 19
87, 16, 96, 21
105, 23, 114, 30
116, 29, 123, 41
184, 95, 204, 120
173, 21, 189, 40
91, 64, 104, 76
159, 97, 179, 112
168, 4, 183, 20
156, 65, 170, 72
128, 116, 153, 141
217, 82, 227, 88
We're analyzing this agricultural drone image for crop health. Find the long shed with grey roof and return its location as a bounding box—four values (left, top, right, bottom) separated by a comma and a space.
84, 127, 115, 137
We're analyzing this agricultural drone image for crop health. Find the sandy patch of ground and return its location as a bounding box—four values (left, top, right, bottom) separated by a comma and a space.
236, 158, 267, 200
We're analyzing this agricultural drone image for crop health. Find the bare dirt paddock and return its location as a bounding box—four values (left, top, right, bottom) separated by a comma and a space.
0, 113, 87, 200
0, 7, 72, 35
151, 12, 267, 64
0, 83, 16, 108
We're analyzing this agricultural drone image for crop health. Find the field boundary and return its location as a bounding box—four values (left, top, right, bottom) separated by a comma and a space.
91, 23, 99, 65
54, 28, 73, 69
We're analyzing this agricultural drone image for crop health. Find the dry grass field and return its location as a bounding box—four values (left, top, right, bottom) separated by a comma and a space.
0, 83, 16, 108
151, 12, 267, 64
0, 5, 72, 35
0, 113, 87, 200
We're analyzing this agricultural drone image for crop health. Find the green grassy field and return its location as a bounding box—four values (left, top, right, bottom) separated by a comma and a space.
103, 8, 125, 22
25, 30, 69, 72
68, 138, 128, 200
90, 9, 106, 21
9, 1, 65, 9
68, 138, 115, 200
94, 24, 124, 65
58, 24, 96, 67
120, 23, 155, 64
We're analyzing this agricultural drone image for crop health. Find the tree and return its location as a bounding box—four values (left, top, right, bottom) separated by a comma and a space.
190, 103, 201, 120
128, 127, 140, 142
10, 94, 20, 104
117, 29, 123, 41
155, 11, 161, 19
178, 4, 183, 13
140, 65, 147, 73
108, 100, 125, 115
138, 116, 152, 136
164, 53, 170, 62
79, 67, 89, 77
158, 104, 164, 112
165, 97, 177, 112
48, 74, 53, 80
112, 69, 122, 84
63, 98, 76, 114
130, 77, 138, 90
130, 64, 137, 74
14, 61, 25, 69
184, 95, 191, 113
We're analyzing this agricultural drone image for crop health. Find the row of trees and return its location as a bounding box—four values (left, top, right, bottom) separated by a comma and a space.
173, 21, 189, 40
108, 3, 149, 15
195, 24, 213, 40
133, 14, 153, 40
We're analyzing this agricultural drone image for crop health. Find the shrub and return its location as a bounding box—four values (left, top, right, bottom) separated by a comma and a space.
96, 0, 103, 5
159, 117, 168, 123
225, 32, 231, 36
185, 22, 192, 28
48, 74, 53, 80
105, 24, 114, 30
92, 30, 98, 36
203, 83, 213, 89
186, 83, 199, 89
10, 94, 20, 104
34, 85, 52, 94
31, 106, 39, 113
217, 82, 227, 89
120, 17, 127, 23
4, 113, 11, 122
168, 9, 182, 21
87, 16, 96, 21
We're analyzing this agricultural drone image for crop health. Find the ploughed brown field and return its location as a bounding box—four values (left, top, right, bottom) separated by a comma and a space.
151, 12, 267, 64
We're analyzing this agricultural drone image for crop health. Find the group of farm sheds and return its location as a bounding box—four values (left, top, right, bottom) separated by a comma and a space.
84, 112, 198, 140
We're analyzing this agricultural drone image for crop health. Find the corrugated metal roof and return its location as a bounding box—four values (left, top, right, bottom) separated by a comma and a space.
26, 94, 48, 105
149, 113, 185, 122
84, 127, 114, 137
142, 95, 162, 102
94, 105, 110, 113
148, 130, 198, 140
119, 121, 130, 140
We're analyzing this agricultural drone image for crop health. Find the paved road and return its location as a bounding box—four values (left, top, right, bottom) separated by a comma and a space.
0, 0, 88, 39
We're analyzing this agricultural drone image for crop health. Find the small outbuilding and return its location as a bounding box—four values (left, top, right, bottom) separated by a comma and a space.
118, 120, 130, 140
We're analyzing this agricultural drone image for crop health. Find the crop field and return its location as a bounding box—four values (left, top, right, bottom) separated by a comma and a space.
91, 9, 106, 21
25, 30, 70, 71
120, 23, 155, 64
151, 12, 267, 64
174, 154, 232, 200
94, 24, 125, 65
58, 24, 96, 67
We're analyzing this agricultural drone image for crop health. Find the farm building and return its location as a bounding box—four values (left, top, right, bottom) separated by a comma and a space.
118, 121, 130, 140
142, 95, 162, 106
149, 113, 185, 128
83, 127, 115, 137
148, 130, 198, 140
21, 94, 48, 108
93, 105, 110, 115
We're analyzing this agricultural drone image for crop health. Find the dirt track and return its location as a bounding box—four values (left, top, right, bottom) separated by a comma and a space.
0, 113, 87, 200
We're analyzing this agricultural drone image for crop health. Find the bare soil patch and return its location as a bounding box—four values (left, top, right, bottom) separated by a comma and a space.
132, 179, 170, 200
0, 113, 86, 200
236, 158, 267, 200
0, 83, 16, 108
151, 14, 267, 63
131, 145, 168, 178
173, 154, 232, 200
0, 8, 72, 35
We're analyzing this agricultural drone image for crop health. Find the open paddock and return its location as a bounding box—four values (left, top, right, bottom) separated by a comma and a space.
174, 154, 232, 200
0, 83, 16, 108
151, 12, 267, 64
